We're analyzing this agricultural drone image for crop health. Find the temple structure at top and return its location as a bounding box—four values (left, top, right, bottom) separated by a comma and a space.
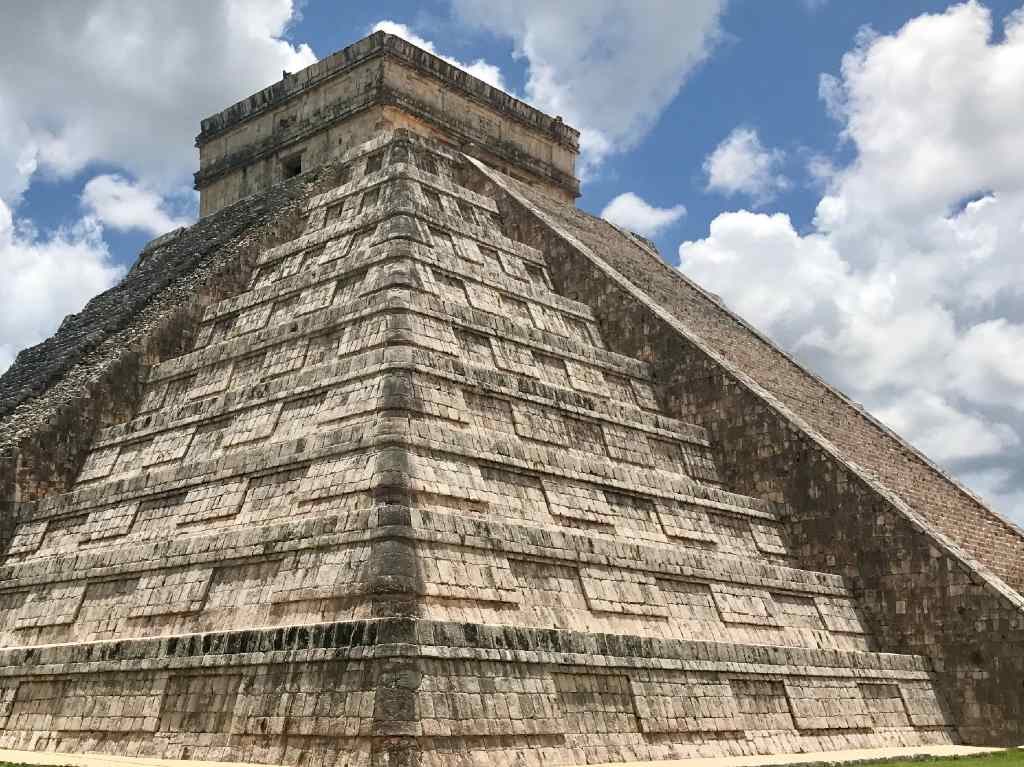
195, 32, 580, 216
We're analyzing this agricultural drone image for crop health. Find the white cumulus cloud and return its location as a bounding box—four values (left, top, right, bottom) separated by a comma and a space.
704, 127, 790, 205
0, 1, 315, 190
82, 175, 192, 237
601, 193, 686, 238
0, 200, 124, 372
679, 2, 1024, 523
451, 0, 725, 173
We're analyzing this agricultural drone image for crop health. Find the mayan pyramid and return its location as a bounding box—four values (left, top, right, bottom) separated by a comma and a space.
0, 30, 1021, 767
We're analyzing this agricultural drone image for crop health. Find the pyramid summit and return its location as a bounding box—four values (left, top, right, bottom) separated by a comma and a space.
0, 29, 1021, 767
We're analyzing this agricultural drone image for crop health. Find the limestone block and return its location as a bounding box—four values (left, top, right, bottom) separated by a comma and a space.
532, 352, 572, 388
629, 675, 741, 733
243, 465, 314, 524
222, 402, 284, 448
656, 500, 718, 544
419, 662, 565, 738
512, 403, 605, 455
603, 372, 640, 406
195, 314, 238, 348
465, 282, 502, 315
295, 279, 338, 316
267, 294, 301, 328
269, 544, 371, 603
491, 338, 538, 377
602, 490, 663, 540
859, 683, 911, 727
784, 680, 873, 730
603, 422, 655, 466
9, 678, 162, 733
498, 250, 531, 281
900, 681, 949, 727
410, 314, 461, 356
542, 476, 614, 528
478, 465, 550, 524
128, 567, 214, 618
416, 377, 469, 424
183, 420, 228, 464
421, 544, 520, 605
82, 501, 140, 541
730, 679, 795, 731
500, 295, 534, 328
554, 672, 639, 736
77, 445, 120, 482
467, 391, 516, 434
228, 352, 266, 389
658, 579, 721, 622
579, 565, 668, 617
15, 583, 86, 628
6, 520, 48, 556
750, 518, 789, 556
232, 302, 274, 336
177, 479, 248, 526
815, 595, 868, 634
564, 359, 610, 397
564, 314, 599, 347
710, 583, 781, 626
141, 425, 197, 466
772, 593, 826, 631
188, 361, 234, 399
263, 339, 309, 378
160, 674, 241, 734
630, 378, 660, 410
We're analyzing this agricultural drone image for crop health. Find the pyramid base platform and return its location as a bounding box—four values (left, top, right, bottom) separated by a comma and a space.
0, 619, 959, 767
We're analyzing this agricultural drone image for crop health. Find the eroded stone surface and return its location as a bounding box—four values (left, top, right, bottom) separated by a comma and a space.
0, 30, 1021, 767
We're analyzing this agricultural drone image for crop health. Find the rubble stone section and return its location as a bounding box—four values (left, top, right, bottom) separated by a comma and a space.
0, 133, 957, 765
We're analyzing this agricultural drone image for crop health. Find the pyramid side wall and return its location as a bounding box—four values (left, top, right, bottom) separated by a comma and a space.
0, 163, 328, 514
468, 159, 1024, 746
513, 187, 1024, 594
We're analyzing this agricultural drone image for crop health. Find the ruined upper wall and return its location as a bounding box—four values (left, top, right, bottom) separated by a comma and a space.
194, 32, 581, 216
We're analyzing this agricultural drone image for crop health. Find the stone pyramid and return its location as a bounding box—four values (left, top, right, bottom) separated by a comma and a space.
0, 31, 1021, 767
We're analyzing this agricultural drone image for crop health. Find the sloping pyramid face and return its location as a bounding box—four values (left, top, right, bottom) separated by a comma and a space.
0, 132, 961, 765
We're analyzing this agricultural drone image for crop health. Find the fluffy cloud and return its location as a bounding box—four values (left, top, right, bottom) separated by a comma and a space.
0, 0, 315, 374
372, 20, 506, 90
601, 193, 686, 238
0, 200, 123, 372
704, 127, 790, 205
0, 1, 314, 190
451, 0, 725, 171
82, 175, 192, 237
679, 2, 1024, 522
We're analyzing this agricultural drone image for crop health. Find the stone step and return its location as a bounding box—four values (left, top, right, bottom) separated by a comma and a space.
145, 291, 645, 386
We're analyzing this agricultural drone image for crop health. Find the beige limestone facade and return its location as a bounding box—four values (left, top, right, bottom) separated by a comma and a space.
0, 30, 1021, 767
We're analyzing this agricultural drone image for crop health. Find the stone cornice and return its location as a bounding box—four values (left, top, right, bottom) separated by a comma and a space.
194, 82, 581, 198
195, 32, 580, 152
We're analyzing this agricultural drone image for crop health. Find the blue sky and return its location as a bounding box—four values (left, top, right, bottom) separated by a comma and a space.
2, 1, 1024, 523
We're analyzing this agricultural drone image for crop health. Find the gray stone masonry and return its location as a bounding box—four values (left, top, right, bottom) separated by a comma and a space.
0, 131, 965, 765
1, 30, 1021, 767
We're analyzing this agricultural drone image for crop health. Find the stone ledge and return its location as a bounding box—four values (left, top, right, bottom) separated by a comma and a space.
0, 618, 933, 676
590, 745, 1005, 767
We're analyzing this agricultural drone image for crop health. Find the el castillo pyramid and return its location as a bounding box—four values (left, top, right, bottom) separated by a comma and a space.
0, 31, 1021, 767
